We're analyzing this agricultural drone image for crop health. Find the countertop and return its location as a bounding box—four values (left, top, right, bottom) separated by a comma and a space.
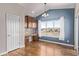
25, 32, 37, 37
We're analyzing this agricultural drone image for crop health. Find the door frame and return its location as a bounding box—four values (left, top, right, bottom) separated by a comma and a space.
74, 15, 79, 55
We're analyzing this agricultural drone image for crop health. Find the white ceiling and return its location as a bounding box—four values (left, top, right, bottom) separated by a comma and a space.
18, 3, 75, 17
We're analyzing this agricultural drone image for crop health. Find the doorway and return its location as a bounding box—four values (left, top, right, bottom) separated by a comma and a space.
6, 13, 20, 52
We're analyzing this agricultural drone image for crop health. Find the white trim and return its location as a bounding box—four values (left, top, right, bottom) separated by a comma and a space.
0, 45, 24, 56
39, 39, 74, 47
74, 15, 79, 56
0, 51, 8, 56
74, 16, 78, 49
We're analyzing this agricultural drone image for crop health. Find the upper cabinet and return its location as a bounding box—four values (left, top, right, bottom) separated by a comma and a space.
25, 16, 38, 28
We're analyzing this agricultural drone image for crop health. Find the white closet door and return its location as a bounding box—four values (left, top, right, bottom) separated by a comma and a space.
7, 13, 20, 52
13, 15, 20, 49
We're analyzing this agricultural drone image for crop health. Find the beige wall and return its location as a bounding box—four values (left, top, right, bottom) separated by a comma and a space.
0, 3, 25, 54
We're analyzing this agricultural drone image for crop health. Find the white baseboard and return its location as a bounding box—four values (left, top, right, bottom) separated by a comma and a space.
0, 44, 24, 56
39, 39, 74, 47
0, 51, 8, 56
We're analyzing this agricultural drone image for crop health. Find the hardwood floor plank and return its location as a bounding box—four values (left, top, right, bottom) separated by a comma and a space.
3, 41, 76, 56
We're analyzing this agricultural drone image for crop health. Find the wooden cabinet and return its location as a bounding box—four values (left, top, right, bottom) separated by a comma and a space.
25, 16, 38, 43
25, 16, 38, 28
25, 36, 29, 47
32, 36, 38, 41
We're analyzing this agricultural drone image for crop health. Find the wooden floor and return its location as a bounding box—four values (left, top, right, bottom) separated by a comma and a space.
3, 41, 76, 56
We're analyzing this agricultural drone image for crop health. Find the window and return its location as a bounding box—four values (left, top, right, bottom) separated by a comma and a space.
38, 16, 64, 40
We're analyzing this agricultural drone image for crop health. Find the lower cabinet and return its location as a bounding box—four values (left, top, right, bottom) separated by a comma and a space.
25, 36, 38, 47
32, 36, 38, 41
25, 36, 29, 47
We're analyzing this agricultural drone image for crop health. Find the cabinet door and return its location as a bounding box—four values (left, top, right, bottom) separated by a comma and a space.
32, 36, 38, 41
32, 20, 38, 28
32, 22, 36, 28
25, 16, 27, 27
28, 17, 32, 28
25, 16, 38, 28
25, 36, 29, 47
28, 22, 32, 28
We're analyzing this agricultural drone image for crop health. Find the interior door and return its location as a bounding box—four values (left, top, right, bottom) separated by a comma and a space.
7, 13, 20, 52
